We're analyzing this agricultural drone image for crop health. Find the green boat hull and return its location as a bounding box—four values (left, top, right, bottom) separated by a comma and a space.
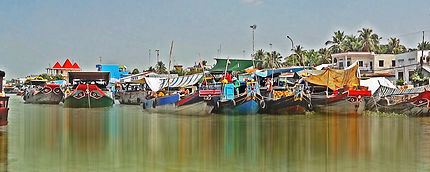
64, 96, 114, 108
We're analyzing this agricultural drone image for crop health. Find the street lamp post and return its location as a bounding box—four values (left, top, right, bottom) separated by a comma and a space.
155, 49, 160, 63
250, 24, 257, 67
286, 36, 295, 66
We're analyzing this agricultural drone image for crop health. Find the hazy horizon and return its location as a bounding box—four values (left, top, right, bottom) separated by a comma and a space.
1, 0, 430, 78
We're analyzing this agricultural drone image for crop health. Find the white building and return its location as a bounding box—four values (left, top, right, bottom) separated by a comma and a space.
395, 50, 430, 84
331, 52, 396, 76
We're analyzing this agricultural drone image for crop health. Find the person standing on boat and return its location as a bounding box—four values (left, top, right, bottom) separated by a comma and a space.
233, 77, 240, 95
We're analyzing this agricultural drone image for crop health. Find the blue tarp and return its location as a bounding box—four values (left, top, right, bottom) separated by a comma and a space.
256, 67, 304, 77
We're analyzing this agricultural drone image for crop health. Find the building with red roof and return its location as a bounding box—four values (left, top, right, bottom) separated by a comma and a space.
46, 59, 82, 78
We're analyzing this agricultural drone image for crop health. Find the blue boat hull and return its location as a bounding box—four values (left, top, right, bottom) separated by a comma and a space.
213, 94, 262, 115
142, 94, 179, 110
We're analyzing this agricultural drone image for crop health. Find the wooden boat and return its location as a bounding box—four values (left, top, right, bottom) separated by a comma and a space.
367, 85, 430, 116
117, 83, 147, 105
23, 79, 64, 104
64, 72, 114, 108
0, 70, 9, 126
4, 86, 19, 94
312, 89, 371, 115
142, 93, 180, 113
260, 84, 312, 114
212, 81, 264, 115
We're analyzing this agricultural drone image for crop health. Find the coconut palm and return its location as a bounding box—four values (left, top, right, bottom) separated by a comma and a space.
254, 49, 265, 69
387, 37, 406, 54
155, 61, 167, 74
325, 30, 346, 53
342, 35, 362, 52
358, 28, 381, 52
264, 51, 283, 68
317, 48, 331, 64
418, 41, 430, 50
292, 45, 305, 66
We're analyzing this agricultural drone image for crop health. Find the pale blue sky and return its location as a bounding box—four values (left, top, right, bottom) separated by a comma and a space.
1, 0, 430, 78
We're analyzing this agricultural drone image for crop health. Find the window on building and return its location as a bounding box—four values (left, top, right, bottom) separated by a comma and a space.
398, 72, 403, 80
370, 61, 373, 70
379, 60, 384, 67
339, 62, 344, 68
334, 58, 337, 63
347, 61, 351, 67
392, 60, 396, 67
358, 61, 363, 67
409, 71, 415, 81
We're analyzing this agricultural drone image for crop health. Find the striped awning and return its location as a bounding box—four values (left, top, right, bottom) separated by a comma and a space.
145, 73, 203, 92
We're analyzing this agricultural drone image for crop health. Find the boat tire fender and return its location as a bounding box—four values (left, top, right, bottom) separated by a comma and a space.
231, 99, 236, 106
259, 100, 266, 109
153, 99, 157, 108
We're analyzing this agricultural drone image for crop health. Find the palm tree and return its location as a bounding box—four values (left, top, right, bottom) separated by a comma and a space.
387, 37, 406, 54
325, 30, 346, 53
342, 35, 362, 52
264, 51, 283, 68
131, 68, 140, 74
317, 48, 331, 64
292, 45, 305, 66
155, 61, 167, 74
358, 28, 381, 52
254, 49, 265, 69
418, 41, 430, 50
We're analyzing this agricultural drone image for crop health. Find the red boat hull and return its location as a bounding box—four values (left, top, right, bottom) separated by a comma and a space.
0, 108, 8, 126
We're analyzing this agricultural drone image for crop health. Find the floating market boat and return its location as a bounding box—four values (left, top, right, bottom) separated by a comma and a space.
0, 70, 9, 126
305, 62, 371, 115
22, 78, 64, 104
142, 73, 204, 114
260, 84, 312, 114
367, 85, 430, 116
4, 86, 19, 94
64, 72, 114, 108
212, 81, 264, 115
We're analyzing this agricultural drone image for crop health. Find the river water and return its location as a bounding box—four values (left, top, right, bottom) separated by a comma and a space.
1, 95, 430, 171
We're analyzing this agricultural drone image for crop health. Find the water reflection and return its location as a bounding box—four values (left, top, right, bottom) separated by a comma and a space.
3, 96, 430, 171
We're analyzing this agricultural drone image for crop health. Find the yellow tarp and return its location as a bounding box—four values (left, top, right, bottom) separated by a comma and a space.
304, 63, 359, 90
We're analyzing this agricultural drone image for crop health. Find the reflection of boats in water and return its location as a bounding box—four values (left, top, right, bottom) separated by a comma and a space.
64, 72, 114, 108
0, 70, 9, 126
23, 79, 64, 104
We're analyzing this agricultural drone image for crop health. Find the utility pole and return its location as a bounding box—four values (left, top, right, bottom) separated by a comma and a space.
286, 36, 295, 66
421, 31, 425, 67
155, 49, 160, 63
250, 24, 257, 68
149, 49, 151, 69
99, 56, 102, 65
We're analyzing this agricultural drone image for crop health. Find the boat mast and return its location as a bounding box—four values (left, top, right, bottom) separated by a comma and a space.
167, 41, 174, 93
199, 53, 207, 86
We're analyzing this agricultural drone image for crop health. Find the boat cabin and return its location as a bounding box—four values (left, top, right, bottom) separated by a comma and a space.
68, 72, 110, 91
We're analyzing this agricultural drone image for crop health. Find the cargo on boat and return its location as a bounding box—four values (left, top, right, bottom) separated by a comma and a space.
0, 70, 9, 126
367, 85, 430, 116
305, 62, 371, 115
64, 72, 114, 108
22, 79, 64, 104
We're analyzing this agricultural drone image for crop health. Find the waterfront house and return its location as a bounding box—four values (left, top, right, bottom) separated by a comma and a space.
331, 52, 396, 80
394, 50, 430, 84
46, 59, 81, 78
96, 64, 129, 80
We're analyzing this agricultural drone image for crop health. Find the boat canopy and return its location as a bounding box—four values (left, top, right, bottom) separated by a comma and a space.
360, 77, 396, 94
305, 62, 359, 90
256, 67, 304, 77
145, 73, 203, 92
210, 58, 260, 72
68, 72, 110, 84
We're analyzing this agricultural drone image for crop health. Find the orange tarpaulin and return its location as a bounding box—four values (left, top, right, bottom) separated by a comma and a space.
305, 63, 359, 90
